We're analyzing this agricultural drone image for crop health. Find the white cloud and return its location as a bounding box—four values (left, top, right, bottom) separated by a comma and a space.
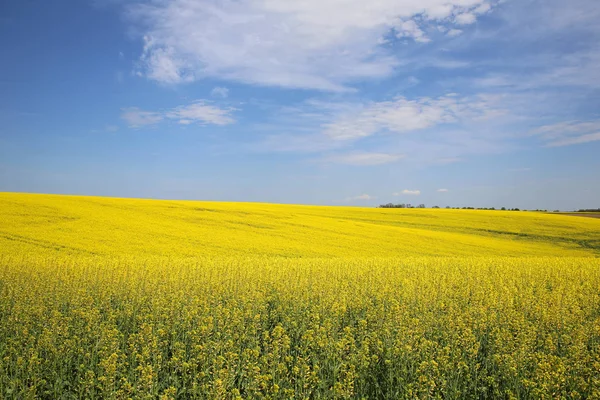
474, 3, 492, 14
394, 190, 421, 196
454, 13, 477, 25
532, 48, 600, 89
211, 87, 230, 98
125, 0, 498, 90
473, 75, 513, 88
139, 42, 195, 84
322, 94, 505, 141
437, 188, 449, 192
531, 120, 600, 147
446, 29, 463, 37
253, 93, 514, 165
531, 121, 600, 138
324, 152, 404, 166
406, 76, 420, 86
121, 107, 164, 128
547, 132, 600, 147
121, 101, 236, 128
470, 1, 600, 91
396, 20, 430, 43
345, 194, 375, 202
166, 101, 236, 126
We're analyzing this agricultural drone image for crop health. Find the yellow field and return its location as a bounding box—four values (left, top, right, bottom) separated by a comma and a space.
1, 193, 599, 399
1, 192, 599, 258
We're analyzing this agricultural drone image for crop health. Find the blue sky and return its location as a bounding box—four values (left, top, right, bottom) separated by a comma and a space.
1, 0, 599, 210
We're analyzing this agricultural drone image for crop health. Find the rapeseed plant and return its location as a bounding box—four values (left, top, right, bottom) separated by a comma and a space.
0, 193, 599, 398
1, 256, 599, 399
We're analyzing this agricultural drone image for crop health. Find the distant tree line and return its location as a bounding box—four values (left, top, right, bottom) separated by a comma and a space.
378, 205, 600, 212
379, 203, 426, 209
378, 204, 522, 211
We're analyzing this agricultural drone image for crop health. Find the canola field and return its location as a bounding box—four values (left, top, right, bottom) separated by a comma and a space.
1, 192, 599, 399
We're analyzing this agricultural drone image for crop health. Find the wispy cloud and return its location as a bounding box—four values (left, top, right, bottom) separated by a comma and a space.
166, 101, 236, 126
322, 94, 507, 141
454, 13, 477, 25
537, 49, 600, 89
125, 0, 499, 90
211, 87, 229, 98
121, 101, 236, 128
437, 188, 449, 192
394, 190, 421, 196
121, 107, 163, 128
476, 48, 600, 92
460, 0, 600, 93
90, 125, 122, 134
345, 194, 375, 202
446, 29, 463, 37
253, 93, 514, 165
531, 120, 600, 147
547, 132, 600, 147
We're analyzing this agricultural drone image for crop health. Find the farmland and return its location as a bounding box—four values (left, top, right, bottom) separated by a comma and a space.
2, 192, 599, 258
1, 193, 600, 399
559, 213, 600, 220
